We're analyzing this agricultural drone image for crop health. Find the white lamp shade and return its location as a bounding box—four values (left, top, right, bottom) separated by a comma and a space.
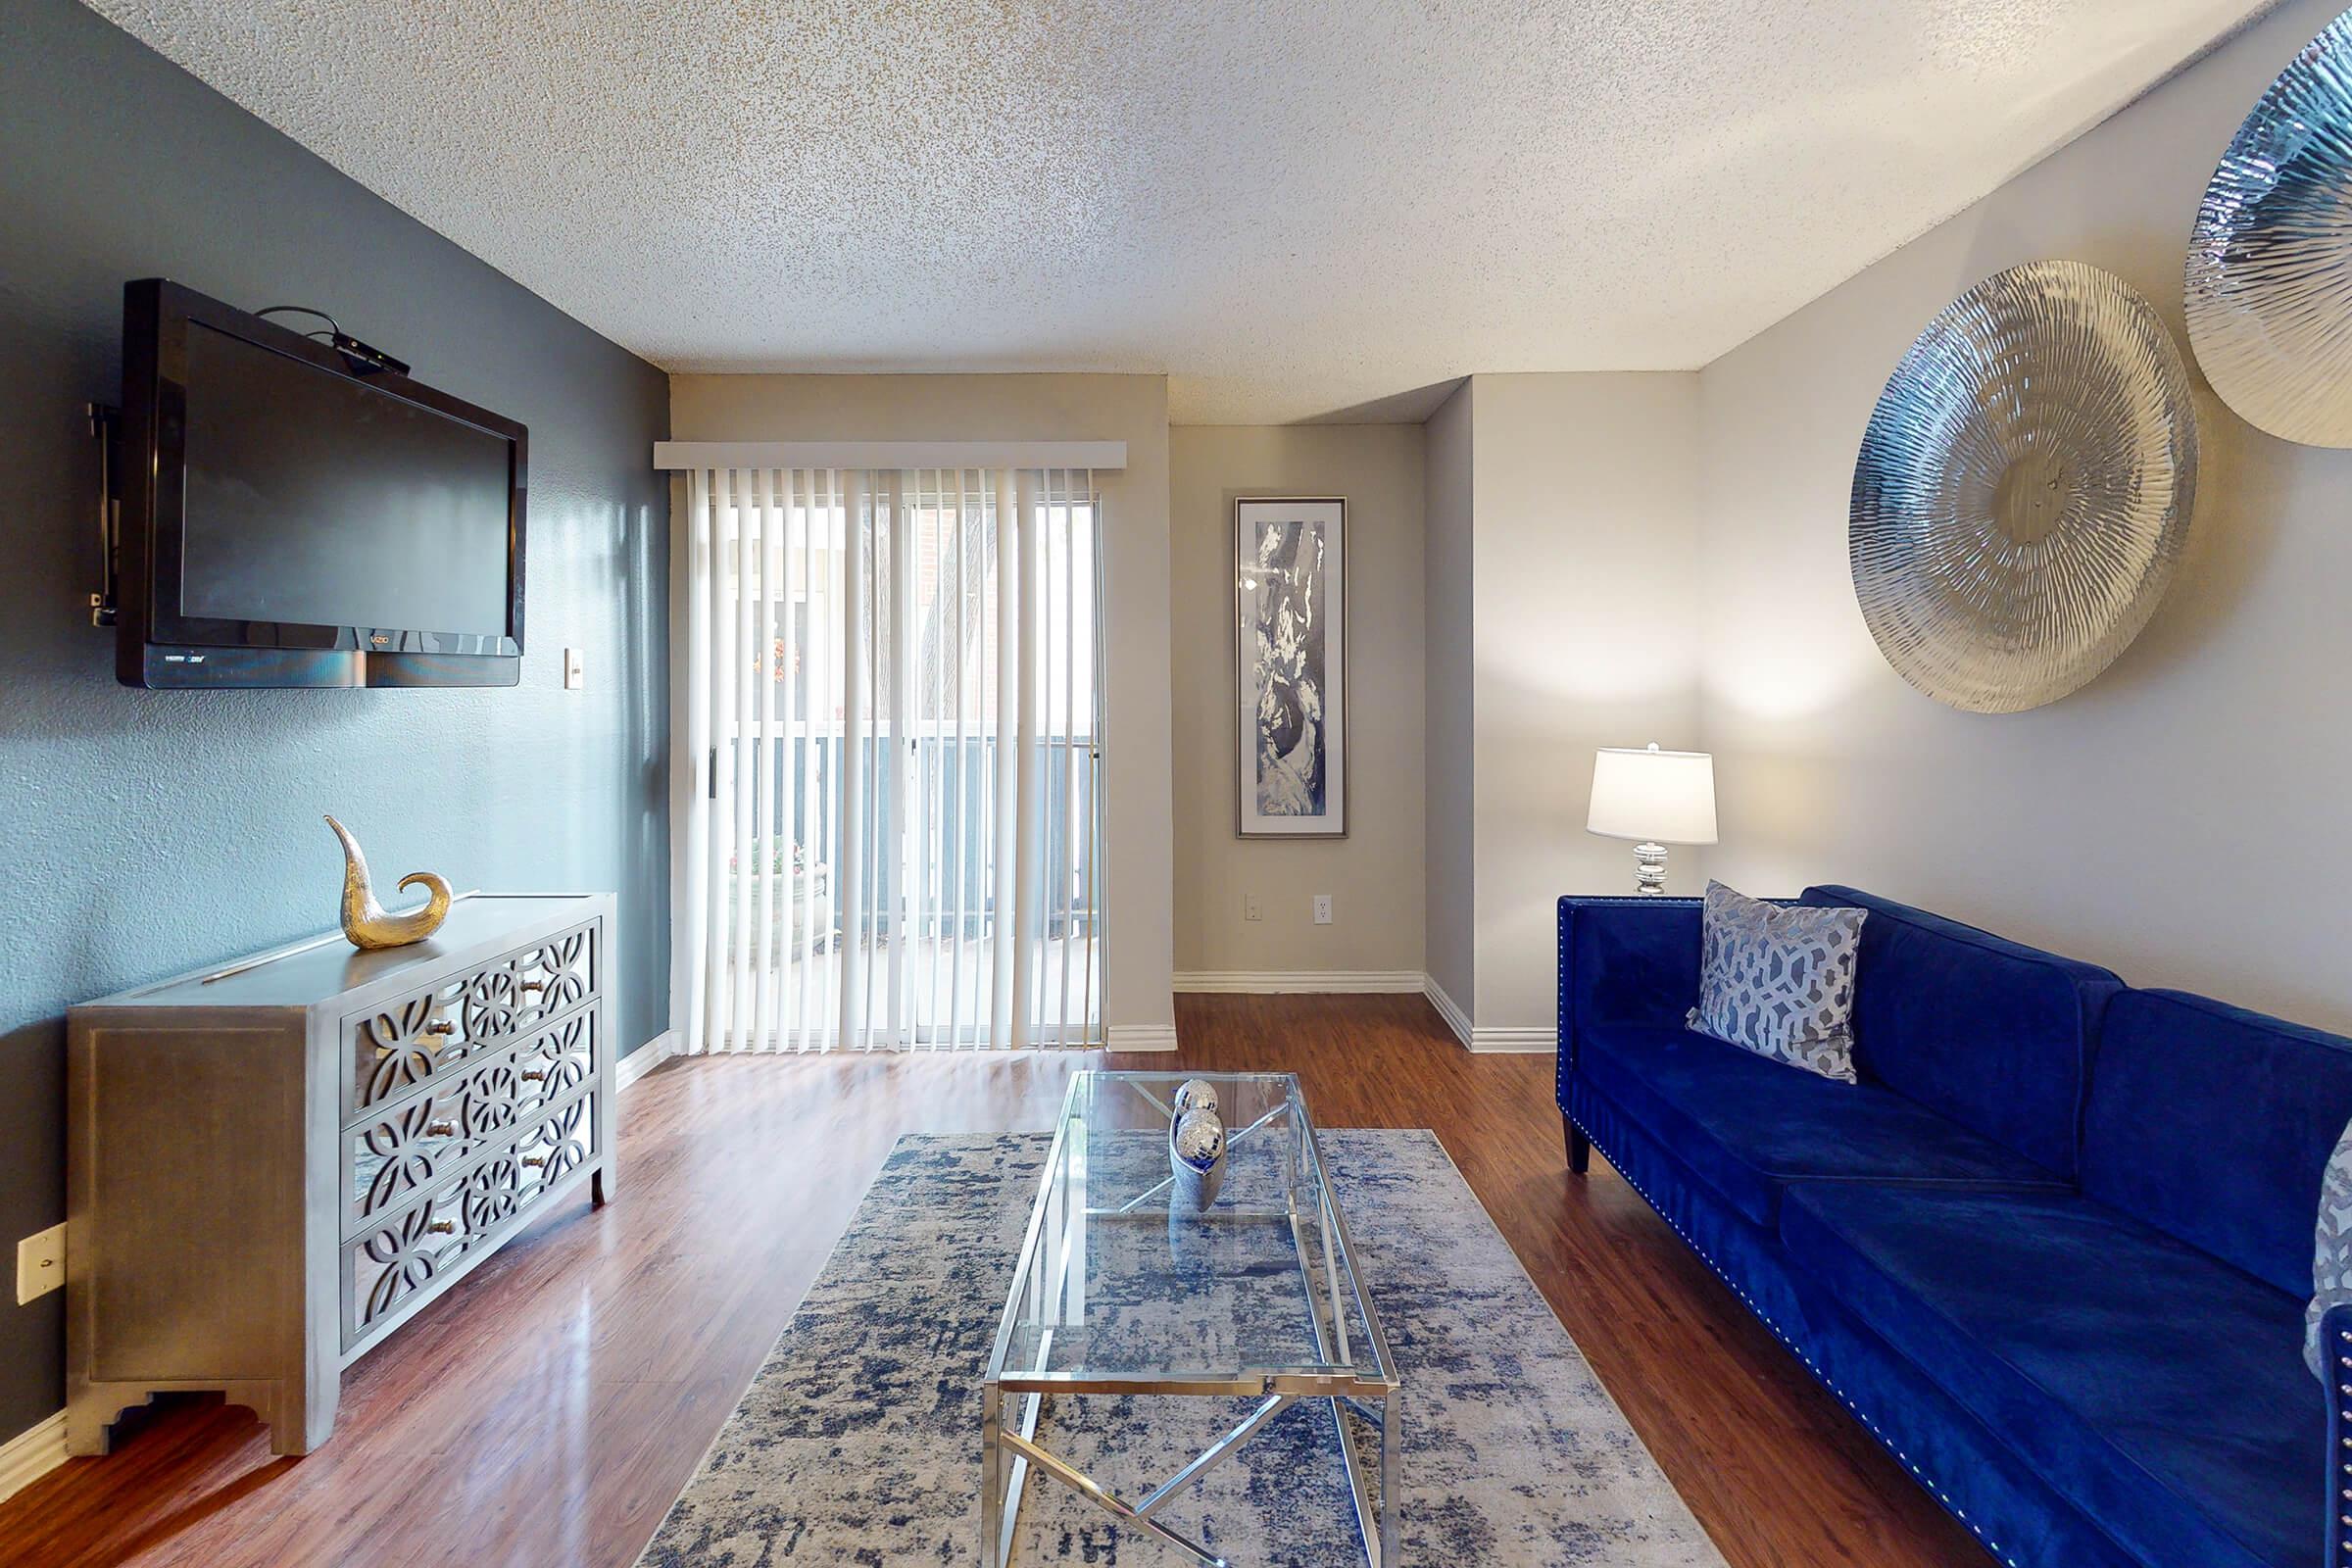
1587, 746, 1718, 845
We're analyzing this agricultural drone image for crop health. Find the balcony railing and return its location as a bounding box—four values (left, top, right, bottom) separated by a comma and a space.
716, 732, 1100, 948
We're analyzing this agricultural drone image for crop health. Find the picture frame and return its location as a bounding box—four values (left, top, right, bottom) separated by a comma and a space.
1234, 496, 1347, 838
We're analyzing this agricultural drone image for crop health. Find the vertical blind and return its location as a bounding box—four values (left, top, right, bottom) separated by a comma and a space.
679, 466, 1103, 1052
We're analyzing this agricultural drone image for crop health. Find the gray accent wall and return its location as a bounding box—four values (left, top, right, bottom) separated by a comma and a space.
0, 0, 669, 1441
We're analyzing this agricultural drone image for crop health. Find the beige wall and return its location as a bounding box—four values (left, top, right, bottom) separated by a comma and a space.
667, 373, 1177, 1037
1696, 0, 2352, 1029
1467, 373, 1706, 1033
1424, 384, 1477, 1014
1168, 425, 1427, 979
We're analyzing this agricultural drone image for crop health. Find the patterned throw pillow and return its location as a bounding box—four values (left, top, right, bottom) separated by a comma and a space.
1686, 881, 1866, 1084
2308, 1116, 2352, 1380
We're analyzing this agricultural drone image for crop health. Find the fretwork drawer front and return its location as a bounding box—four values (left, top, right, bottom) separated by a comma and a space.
342, 1089, 599, 1352
344, 1050, 526, 1237
342, 920, 601, 1121
514, 1009, 598, 1119
512, 1091, 598, 1194
487, 923, 599, 1036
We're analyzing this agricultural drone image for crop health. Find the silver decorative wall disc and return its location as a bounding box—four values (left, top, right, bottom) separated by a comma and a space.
2187, 7, 2352, 446
1850, 261, 2198, 714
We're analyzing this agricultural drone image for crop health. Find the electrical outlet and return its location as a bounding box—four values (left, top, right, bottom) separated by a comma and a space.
17, 1222, 64, 1305
1313, 894, 1334, 925
564, 648, 585, 690
1243, 893, 1262, 922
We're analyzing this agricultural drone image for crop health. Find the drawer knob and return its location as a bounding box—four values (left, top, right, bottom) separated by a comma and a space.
426, 1120, 457, 1138
424, 1020, 458, 1037
520, 1069, 547, 1083
425, 1218, 459, 1235
521, 1154, 547, 1168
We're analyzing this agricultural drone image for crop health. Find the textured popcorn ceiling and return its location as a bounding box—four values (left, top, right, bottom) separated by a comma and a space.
87, 0, 2274, 423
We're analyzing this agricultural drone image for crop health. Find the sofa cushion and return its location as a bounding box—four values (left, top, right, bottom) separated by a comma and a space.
1801, 885, 2123, 1180
1577, 1022, 2070, 1229
1781, 1183, 2319, 1568
2082, 987, 2352, 1299
1574, 1078, 2156, 1568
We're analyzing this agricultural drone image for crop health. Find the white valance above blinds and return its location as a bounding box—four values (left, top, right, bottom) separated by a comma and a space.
654, 440, 1127, 472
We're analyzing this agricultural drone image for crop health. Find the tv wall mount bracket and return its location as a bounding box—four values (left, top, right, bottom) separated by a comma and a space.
88, 401, 120, 628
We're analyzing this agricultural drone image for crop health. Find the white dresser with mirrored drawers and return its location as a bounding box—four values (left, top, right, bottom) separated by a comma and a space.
66, 893, 615, 1456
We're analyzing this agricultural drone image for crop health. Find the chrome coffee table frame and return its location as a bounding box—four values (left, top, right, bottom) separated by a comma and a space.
981, 1071, 1399, 1568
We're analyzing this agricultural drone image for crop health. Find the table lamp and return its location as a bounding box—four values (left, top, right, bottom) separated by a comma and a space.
1587, 743, 1717, 895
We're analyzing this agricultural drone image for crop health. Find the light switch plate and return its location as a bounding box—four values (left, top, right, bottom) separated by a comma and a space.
18, 1223, 64, 1305
564, 648, 585, 690
1312, 894, 1334, 925
1243, 893, 1261, 922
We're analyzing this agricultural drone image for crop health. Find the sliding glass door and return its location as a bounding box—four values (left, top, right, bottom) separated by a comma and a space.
678, 467, 1102, 1052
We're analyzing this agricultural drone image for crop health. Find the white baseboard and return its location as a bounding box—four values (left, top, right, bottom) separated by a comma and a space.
1105, 1023, 1180, 1053
1464, 1027, 1555, 1054
1423, 976, 1472, 1047
616, 1028, 681, 1091
1173, 970, 1426, 994
1421, 978, 1555, 1054
0, 1410, 66, 1506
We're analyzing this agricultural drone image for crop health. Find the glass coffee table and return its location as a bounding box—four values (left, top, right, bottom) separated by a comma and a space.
982, 1071, 1399, 1567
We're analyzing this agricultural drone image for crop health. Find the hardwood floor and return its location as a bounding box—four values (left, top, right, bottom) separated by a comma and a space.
0, 996, 1988, 1567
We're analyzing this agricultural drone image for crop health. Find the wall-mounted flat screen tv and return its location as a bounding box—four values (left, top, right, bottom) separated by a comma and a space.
115, 278, 527, 688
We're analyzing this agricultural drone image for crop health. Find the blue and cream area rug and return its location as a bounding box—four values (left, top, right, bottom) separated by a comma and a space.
638, 1131, 1726, 1566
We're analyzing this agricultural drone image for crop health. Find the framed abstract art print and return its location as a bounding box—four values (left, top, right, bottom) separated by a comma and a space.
1234, 496, 1346, 838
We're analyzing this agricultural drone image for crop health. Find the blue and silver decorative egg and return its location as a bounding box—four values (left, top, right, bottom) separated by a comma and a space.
1172, 1108, 1225, 1171
1168, 1100, 1229, 1212
1172, 1079, 1220, 1118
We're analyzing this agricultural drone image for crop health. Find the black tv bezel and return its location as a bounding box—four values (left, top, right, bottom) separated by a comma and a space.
117, 278, 529, 689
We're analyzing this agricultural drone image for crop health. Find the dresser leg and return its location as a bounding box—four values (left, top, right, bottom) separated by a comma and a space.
591, 1050, 615, 1206
71, 1383, 193, 1456
65, 1383, 137, 1456
241, 1377, 334, 1456
276, 1413, 332, 1454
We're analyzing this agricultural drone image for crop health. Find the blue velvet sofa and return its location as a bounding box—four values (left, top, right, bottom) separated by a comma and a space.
1556, 886, 2352, 1568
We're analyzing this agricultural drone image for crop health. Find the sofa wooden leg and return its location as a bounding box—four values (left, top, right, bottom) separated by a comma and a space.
1564, 1115, 1591, 1175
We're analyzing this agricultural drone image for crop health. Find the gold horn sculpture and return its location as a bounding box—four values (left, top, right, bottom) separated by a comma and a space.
325, 814, 453, 951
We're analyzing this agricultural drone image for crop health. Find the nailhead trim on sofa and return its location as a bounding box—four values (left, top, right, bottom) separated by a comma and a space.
2330, 1303, 2352, 1568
